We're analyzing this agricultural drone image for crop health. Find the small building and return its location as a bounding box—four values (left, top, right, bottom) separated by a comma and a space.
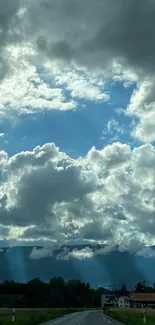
101, 294, 116, 308
130, 293, 155, 308
118, 296, 131, 308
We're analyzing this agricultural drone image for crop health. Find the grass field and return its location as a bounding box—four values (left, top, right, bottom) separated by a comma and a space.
0, 308, 86, 325
104, 307, 155, 325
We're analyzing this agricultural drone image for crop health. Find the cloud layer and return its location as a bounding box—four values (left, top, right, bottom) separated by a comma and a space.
0, 0, 155, 260
0, 141, 155, 258
0, 0, 155, 141
1, 0, 155, 77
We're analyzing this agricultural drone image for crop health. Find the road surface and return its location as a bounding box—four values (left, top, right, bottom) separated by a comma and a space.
41, 310, 123, 325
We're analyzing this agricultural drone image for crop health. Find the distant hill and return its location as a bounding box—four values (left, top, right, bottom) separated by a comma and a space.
0, 246, 155, 288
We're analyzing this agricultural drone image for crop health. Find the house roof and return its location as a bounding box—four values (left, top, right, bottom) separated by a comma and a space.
130, 293, 155, 302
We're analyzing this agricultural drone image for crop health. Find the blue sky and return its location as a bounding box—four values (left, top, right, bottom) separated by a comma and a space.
0, 81, 137, 158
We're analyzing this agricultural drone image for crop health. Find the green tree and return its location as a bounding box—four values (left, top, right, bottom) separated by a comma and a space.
120, 284, 127, 296
135, 281, 146, 293
49, 277, 66, 289
49, 277, 66, 307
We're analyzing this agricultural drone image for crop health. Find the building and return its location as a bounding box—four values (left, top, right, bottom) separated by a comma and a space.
130, 293, 155, 308
101, 294, 117, 308
118, 296, 131, 308
102, 292, 155, 309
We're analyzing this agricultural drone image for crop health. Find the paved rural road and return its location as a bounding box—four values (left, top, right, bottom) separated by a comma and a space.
41, 310, 123, 325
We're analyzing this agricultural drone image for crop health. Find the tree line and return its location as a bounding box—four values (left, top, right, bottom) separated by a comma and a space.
0, 278, 154, 308
115, 280, 155, 297
0, 277, 106, 308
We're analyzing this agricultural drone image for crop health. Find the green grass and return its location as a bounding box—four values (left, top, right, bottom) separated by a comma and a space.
0, 308, 86, 325
103, 308, 155, 325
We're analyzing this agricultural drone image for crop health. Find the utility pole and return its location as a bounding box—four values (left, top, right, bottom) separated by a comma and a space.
143, 308, 146, 324
12, 308, 16, 322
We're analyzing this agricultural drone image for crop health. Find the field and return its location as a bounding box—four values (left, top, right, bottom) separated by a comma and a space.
104, 307, 155, 325
0, 308, 85, 325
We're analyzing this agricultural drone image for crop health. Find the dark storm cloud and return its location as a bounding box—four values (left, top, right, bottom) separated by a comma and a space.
91, 0, 155, 75
0, 0, 21, 79
25, 0, 155, 76
1, 0, 155, 79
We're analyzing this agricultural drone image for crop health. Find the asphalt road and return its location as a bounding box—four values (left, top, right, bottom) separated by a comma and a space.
42, 310, 123, 325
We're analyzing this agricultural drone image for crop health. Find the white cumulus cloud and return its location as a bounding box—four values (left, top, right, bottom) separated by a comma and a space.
0, 0, 155, 142
0, 141, 155, 258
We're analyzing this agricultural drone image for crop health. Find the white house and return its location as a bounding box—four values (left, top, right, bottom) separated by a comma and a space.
118, 296, 131, 308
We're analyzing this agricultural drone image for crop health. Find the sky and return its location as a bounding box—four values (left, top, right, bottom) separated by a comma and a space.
0, 0, 155, 261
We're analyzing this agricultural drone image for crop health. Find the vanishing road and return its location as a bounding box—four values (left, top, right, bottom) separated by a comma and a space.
42, 310, 123, 325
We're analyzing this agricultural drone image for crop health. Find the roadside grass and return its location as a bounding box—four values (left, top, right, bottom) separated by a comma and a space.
103, 307, 155, 325
0, 308, 87, 325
